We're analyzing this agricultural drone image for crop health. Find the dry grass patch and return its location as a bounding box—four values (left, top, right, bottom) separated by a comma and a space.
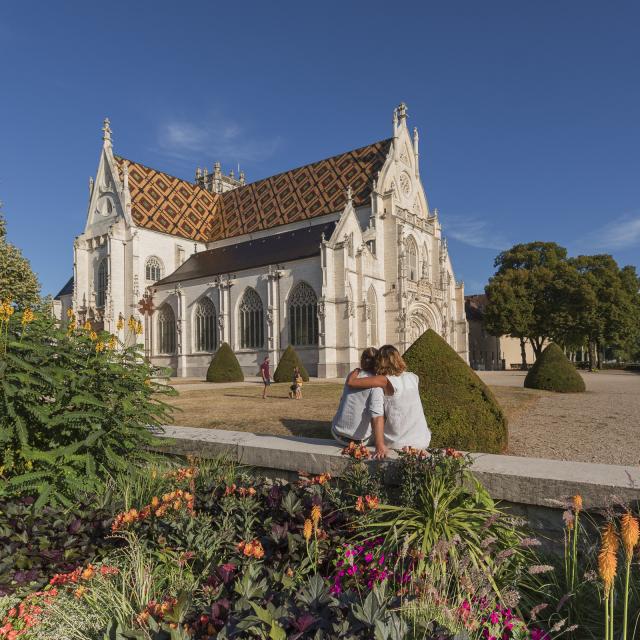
165, 379, 544, 444
166, 382, 343, 438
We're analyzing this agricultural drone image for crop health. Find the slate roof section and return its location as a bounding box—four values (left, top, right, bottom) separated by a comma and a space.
155, 221, 336, 286
114, 138, 391, 244
55, 276, 74, 299
465, 294, 488, 321
210, 138, 392, 241
115, 156, 220, 242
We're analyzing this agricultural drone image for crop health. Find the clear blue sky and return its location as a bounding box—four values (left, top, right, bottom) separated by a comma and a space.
1, 1, 638, 296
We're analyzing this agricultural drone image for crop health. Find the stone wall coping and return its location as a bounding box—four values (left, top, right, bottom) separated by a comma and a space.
158, 426, 640, 510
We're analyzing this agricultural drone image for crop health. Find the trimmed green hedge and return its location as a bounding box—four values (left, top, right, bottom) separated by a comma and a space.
273, 345, 309, 383
206, 342, 244, 383
524, 343, 586, 393
403, 329, 508, 453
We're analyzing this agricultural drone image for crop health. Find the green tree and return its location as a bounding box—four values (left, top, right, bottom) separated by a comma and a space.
483, 269, 534, 369
570, 255, 640, 369
0, 206, 41, 309
484, 242, 569, 367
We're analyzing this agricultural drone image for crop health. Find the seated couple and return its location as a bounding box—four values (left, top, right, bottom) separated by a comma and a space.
331, 345, 430, 459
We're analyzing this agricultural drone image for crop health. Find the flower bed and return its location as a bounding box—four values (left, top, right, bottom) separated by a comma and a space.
0, 450, 638, 639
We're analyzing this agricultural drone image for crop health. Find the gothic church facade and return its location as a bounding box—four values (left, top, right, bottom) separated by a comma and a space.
56, 105, 468, 377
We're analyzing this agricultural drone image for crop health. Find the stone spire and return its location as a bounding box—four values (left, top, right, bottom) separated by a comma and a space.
397, 102, 408, 123
102, 117, 112, 146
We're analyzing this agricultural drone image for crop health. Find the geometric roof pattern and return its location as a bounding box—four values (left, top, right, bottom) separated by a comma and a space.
212, 138, 392, 241
114, 137, 391, 243
114, 156, 220, 242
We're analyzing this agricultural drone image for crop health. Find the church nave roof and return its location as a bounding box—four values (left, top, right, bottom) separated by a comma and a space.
114, 138, 391, 244
154, 220, 337, 286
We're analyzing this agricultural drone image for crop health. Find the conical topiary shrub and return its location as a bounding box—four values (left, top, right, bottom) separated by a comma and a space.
524, 343, 585, 393
273, 345, 309, 383
206, 342, 244, 383
403, 329, 508, 453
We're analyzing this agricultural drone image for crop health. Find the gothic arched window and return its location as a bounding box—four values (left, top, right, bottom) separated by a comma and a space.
96, 258, 108, 308
194, 297, 216, 352
145, 256, 163, 282
239, 288, 264, 349
406, 237, 418, 281
289, 282, 318, 346
367, 286, 378, 346
157, 304, 176, 355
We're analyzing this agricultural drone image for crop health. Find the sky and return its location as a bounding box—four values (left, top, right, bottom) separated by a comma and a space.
1, 1, 638, 297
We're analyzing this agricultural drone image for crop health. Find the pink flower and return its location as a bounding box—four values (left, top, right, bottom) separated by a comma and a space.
365, 553, 373, 563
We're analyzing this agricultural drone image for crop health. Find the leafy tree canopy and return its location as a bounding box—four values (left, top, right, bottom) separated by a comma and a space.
484, 242, 639, 368
0, 207, 41, 309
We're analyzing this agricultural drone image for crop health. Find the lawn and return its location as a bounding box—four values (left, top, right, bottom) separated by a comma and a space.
165, 380, 543, 440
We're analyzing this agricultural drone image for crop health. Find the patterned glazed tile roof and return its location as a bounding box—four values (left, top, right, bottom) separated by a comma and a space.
114, 156, 220, 242
213, 138, 392, 241
114, 137, 391, 243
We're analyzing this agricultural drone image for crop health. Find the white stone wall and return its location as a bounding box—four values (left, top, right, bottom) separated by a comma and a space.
151, 256, 323, 378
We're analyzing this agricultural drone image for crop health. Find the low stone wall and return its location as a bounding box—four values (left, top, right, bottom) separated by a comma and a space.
157, 425, 640, 536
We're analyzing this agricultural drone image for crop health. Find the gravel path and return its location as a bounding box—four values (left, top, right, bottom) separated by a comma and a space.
478, 370, 640, 465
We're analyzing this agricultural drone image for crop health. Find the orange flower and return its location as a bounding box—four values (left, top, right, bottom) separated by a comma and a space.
74, 586, 87, 599
355, 496, 365, 513
572, 495, 583, 513
311, 505, 322, 528
598, 522, 619, 596
365, 495, 379, 510
151, 496, 159, 508
303, 519, 313, 541
621, 511, 640, 559
81, 565, 95, 581
252, 541, 265, 559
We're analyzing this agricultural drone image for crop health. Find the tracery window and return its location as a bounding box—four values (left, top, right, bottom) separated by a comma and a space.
239, 288, 264, 349
145, 256, 164, 282
406, 237, 418, 281
157, 304, 176, 355
96, 258, 108, 308
367, 286, 378, 346
194, 297, 216, 352
289, 282, 318, 346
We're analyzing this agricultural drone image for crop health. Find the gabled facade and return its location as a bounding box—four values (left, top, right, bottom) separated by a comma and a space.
57, 104, 468, 377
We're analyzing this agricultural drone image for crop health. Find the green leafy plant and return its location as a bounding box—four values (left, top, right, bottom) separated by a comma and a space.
403, 329, 508, 453
206, 342, 244, 382
273, 345, 309, 383
524, 343, 586, 393
0, 311, 175, 508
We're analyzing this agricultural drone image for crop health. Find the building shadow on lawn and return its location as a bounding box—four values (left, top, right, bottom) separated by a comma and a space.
280, 418, 332, 439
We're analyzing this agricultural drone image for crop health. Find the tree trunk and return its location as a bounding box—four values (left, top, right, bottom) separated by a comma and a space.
588, 339, 596, 371
596, 340, 603, 370
519, 337, 528, 370
531, 337, 544, 359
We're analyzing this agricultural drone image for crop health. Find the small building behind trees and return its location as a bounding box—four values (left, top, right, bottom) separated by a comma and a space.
465, 294, 539, 370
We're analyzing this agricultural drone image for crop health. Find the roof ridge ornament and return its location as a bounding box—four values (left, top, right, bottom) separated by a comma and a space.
102, 117, 112, 145
397, 102, 408, 122
346, 184, 353, 204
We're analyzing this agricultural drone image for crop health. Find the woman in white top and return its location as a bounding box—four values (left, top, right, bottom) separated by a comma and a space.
346, 344, 430, 458
332, 348, 384, 446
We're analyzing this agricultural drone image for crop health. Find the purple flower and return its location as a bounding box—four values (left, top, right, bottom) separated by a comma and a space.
365, 553, 374, 563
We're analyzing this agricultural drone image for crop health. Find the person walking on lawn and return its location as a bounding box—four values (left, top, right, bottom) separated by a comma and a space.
260, 355, 271, 399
